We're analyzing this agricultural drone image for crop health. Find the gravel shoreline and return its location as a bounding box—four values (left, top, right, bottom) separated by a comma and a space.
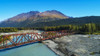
43, 35, 100, 56
43, 40, 64, 56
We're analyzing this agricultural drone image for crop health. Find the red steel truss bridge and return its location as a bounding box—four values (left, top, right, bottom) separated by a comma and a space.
0, 30, 74, 49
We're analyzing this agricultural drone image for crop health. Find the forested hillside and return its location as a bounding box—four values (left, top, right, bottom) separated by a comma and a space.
23, 16, 100, 27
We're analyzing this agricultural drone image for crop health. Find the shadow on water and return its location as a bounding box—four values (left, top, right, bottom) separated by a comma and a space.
0, 42, 39, 52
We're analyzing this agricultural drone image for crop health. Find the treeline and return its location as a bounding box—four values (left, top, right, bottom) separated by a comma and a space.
0, 27, 35, 32
36, 23, 100, 34
0, 23, 100, 34
0, 27, 18, 32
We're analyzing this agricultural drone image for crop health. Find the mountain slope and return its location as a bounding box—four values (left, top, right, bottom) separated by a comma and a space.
23, 16, 100, 27
0, 10, 69, 27
6, 10, 68, 22
7, 11, 40, 22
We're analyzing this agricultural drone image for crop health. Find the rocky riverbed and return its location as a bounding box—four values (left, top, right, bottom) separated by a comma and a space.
43, 35, 100, 56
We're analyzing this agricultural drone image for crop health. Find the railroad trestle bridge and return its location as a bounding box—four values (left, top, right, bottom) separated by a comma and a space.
0, 30, 74, 49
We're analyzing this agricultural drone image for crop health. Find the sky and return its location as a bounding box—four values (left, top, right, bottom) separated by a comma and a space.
0, 0, 100, 21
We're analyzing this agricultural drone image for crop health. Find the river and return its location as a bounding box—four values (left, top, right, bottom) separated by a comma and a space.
0, 43, 58, 56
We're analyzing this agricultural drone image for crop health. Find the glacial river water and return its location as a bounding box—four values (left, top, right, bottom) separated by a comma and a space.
0, 43, 57, 56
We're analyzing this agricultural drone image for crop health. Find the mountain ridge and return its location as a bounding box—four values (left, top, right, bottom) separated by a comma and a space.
0, 10, 69, 27
6, 10, 68, 22
0, 10, 100, 27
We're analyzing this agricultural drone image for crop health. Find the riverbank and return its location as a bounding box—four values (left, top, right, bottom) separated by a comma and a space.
43, 35, 100, 56
43, 40, 64, 56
